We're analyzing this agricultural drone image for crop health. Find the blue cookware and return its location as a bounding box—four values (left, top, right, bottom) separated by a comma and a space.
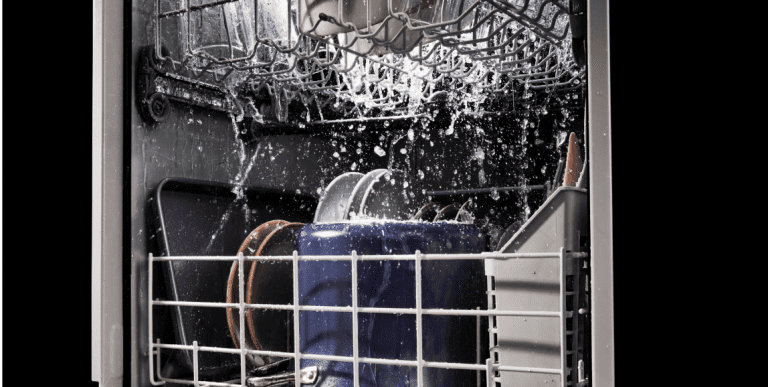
295, 221, 487, 387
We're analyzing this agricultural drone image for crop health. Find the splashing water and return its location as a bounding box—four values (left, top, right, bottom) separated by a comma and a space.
473, 147, 485, 161
203, 113, 275, 254
445, 109, 461, 136
385, 132, 408, 171
490, 188, 500, 201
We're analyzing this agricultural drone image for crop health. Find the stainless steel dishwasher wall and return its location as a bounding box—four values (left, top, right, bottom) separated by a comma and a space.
126, 6, 360, 384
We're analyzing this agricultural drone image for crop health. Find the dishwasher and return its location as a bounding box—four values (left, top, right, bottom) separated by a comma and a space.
92, 1, 612, 386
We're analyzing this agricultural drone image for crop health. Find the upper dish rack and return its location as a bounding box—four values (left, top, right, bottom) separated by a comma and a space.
143, 0, 585, 125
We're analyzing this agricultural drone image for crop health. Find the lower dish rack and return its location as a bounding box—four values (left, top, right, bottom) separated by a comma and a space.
147, 248, 587, 387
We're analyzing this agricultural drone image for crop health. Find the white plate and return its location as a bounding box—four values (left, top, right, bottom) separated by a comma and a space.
314, 172, 365, 222
360, 169, 424, 220
344, 169, 388, 220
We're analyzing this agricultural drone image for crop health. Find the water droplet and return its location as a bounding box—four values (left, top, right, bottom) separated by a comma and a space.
490, 188, 500, 201
374, 146, 386, 157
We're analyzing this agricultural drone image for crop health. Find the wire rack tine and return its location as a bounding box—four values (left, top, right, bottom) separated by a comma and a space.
148, 250, 587, 386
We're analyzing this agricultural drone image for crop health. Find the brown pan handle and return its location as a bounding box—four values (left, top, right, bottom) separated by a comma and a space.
563, 132, 583, 187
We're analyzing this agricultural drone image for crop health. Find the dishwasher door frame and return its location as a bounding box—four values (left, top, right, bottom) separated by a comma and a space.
92, 0, 125, 385
586, 0, 614, 386
91, 0, 614, 386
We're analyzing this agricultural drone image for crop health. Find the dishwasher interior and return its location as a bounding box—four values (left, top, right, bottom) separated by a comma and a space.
92, 1, 612, 386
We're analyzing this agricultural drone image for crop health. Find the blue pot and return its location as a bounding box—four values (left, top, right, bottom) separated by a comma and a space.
295, 221, 487, 387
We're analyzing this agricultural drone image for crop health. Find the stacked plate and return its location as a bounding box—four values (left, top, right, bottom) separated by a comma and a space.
412, 200, 475, 223
225, 220, 305, 367
315, 169, 476, 223
315, 169, 427, 222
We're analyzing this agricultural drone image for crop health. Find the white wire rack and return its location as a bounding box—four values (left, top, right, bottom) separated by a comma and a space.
149, 0, 584, 122
148, 248, 587, 387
